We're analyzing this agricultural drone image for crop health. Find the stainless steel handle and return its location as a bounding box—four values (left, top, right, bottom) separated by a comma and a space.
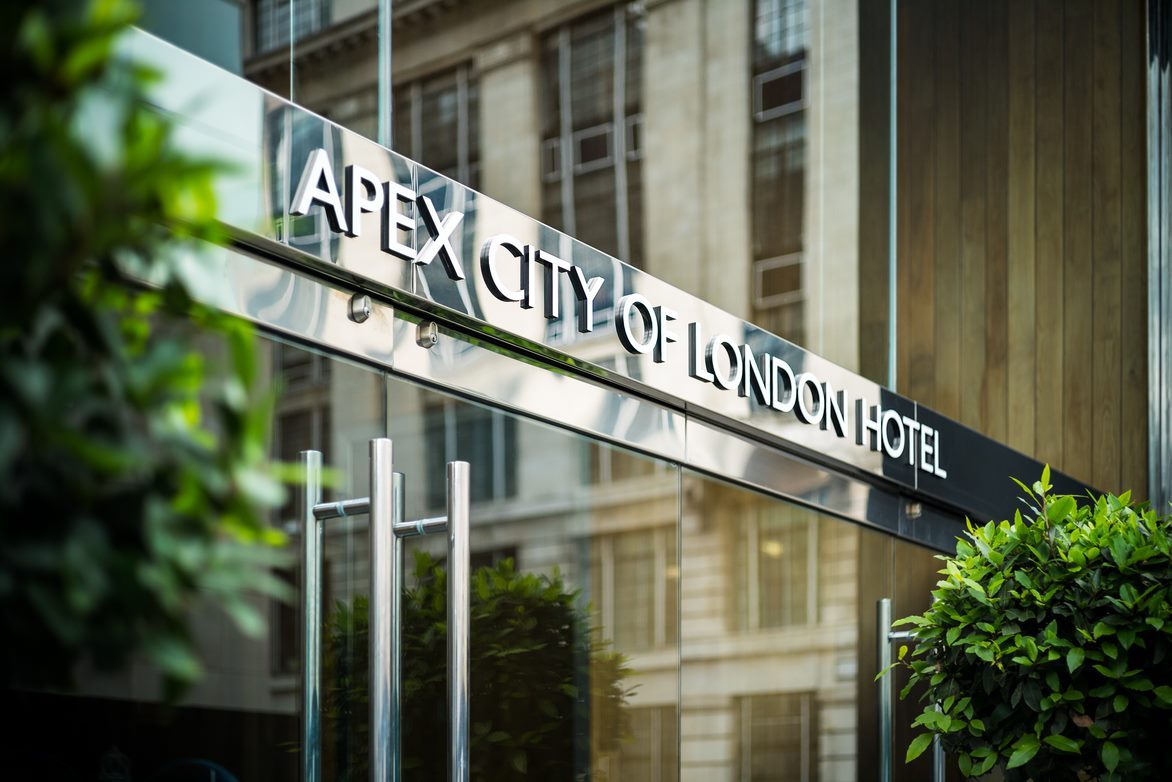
370, 439, 396, 782
302, 450, 323, 782
448, 461, 471, 782
303, 442, 470, 782
878, 597, 944, 782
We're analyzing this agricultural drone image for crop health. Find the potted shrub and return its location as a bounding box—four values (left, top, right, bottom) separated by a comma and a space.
892, 468, 1172, 780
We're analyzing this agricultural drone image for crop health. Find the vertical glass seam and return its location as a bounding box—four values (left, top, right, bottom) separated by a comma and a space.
887, 0, 898, 390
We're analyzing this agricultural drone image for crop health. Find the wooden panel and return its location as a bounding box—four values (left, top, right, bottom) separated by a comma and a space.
900, 0, 936, 404
1091, 0, 1123, 491
1062, 0, 1095, 483
1006, 0, 1037, 456
1120, 0, 1148, 499
856, 0, 893, 386
892, 0, 1149, 495
1034, 0, 1066, 470
984, 0, 1009, 444
932, 0, 962, 420
958, 2, 988, 432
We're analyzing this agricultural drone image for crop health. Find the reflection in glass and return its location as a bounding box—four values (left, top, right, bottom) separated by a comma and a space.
682, 472, 864, 782
387, 375, 681, 780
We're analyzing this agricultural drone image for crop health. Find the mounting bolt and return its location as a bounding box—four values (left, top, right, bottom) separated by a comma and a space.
416, 320, 439, 349
348, 293, 372, 324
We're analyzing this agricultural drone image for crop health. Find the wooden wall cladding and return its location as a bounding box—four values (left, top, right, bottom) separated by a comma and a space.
894, 0, 1148, 497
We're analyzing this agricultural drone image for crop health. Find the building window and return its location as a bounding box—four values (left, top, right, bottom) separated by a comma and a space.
254, 0, 331, 55
751, 0, 807, 344
734, 504, 815, 631
422, 399, 516, 511
587, 441, 663, 483
593, 527, 678, 652
541, 4, 645, 268
736, 692, 818, 782
394, 64, 481, 191
617, 705, 679, 781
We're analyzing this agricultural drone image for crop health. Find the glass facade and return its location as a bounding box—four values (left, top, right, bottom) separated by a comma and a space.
142, 0, 1156, 510
9, 1, 1164, 781
6, 330, 946, 780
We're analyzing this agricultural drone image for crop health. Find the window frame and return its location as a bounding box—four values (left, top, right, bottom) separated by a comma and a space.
594, 525, 678, 652
541, 3, 644, 266
738, 508, 818, 632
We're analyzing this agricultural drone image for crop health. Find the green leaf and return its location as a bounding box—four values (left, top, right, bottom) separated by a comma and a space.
1047, 495, 1076, 523
1043, 734, 1081, 753
1007, 737, 1041, 769
1102, 741, 1120, 772
906, 732, 934, 763
1067, 647, 1086, 672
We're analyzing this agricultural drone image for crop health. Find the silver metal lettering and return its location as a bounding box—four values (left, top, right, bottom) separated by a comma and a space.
615, 294, 657, 355
881, 409, 905, 459
901, 415, 921, 466
344, 164, 384, 238
856, 401, 882, 450
653, 305, 679, 363
770, 356, 797, 412
382, 181, 416, 261
688, 322, 714, 382
569, 266, 605, 333
415, 194, 465, 280
740, 344, 771, 404
794, 373, 824, 424
480, 235, 526, 303
706, 335, 743, 391
534, 249, 571, 319
290, 148, 348, 234
932, 428, 948, 478
919, 423, 935, 474
823, 385, 849, 438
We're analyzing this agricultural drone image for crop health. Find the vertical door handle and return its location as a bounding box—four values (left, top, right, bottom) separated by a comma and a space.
877, 597, 944, 782
369, 439, 396, 782
302, 451, 323, 782
303, 442, 470, 782
447, 461, 471, 782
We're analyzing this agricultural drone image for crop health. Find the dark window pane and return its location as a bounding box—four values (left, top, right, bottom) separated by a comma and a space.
737, 693, 817, 782
760, 260, 802, 299
569, 13, 615, 130
760, 67, 804, 114
393, 88, 413, 157
626, 158, 644, 267
573, 166, 618, 257
753, 0, 807, 71
420, 73, 460, 173
752, 113, 805, 259
576, 126, 612, 166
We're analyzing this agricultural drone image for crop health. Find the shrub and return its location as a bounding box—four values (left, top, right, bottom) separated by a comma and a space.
323, 552, 633, 781
0, 0, 287, 696
895, 468, 1172, 780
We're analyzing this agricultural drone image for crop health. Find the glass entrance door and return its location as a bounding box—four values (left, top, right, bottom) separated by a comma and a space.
4, 327, 952, 782
293, 336, 683, 781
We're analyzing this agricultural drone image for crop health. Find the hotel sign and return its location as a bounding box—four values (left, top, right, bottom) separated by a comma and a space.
291, 148, 948, 479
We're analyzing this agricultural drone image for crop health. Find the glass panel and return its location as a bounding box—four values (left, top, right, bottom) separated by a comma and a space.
682, 470, 898, 782
387, 374, 681, 781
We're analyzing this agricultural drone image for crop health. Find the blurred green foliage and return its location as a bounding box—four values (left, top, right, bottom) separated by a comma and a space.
892, 468, 1172, 780
0, 0, 288, 696
323, 552, 633, 781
